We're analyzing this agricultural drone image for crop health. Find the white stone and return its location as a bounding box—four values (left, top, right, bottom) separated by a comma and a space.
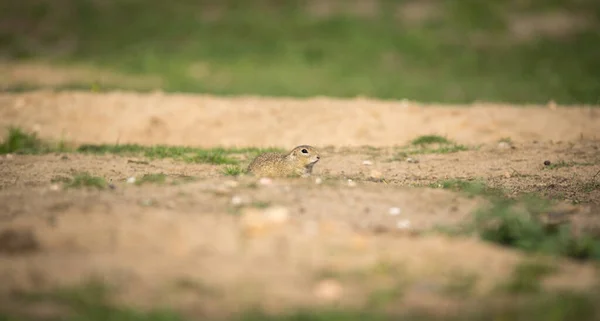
231, 195, 243, 206
396, 219, 411, 229
388, 207, 401, 216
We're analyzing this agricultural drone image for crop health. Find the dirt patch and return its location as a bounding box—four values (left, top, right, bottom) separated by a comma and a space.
0, 91, 599, 318
1, 91, 598, 147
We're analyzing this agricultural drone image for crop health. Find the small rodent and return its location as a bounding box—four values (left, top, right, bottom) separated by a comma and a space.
247, 145, 321, 178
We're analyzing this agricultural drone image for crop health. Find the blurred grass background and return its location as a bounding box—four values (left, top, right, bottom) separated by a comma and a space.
1, 0, 599, 104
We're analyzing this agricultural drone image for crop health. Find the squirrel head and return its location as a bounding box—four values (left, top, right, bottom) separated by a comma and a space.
287, 145, 320, 168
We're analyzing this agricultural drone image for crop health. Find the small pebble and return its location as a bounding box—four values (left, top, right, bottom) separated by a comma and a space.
259, 177, 273, 186
49, 184, 60, 191
231, 195, 243, 206
127, 177, 136, 184
498, 142, 511, 149
362, 160, 373, 166
109, 184, 116, 190
347, 179, 357, 187
544, 160, 551, 166
388, 207, 401, 216
396, 219, 411, 229
5, 154, 14, 160
315, 177, 323, 185
406, 157, 419, 163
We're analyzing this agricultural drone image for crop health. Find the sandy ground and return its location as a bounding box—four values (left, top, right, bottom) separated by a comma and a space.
0, 90, 600, 318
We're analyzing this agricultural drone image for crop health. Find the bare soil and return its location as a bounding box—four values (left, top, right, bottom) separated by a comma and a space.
0, 90, 599, 318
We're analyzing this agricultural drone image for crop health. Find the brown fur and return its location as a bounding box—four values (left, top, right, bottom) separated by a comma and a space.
247, 145, 321, 178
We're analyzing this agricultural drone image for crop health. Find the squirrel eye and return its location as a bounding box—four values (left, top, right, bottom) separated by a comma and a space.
301, 149, 308, 154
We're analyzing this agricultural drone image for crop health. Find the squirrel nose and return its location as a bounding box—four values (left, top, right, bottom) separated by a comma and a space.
316, 156, 320, 160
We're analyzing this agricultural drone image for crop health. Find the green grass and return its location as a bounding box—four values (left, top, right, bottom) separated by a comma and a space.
8, 282, 183, 321
135, 173, 167, 185
501, 261, 558, 294
430, 179, 503, 198
0, 127, 284, 165
64, 172, 107, 190
0, 127, 49, 154
411, 135, 452, 146
543, 160, 594, 170
1, 1, 600, 104
474, 196, 600, 261
222, 165, 245, 176
430, 179, 600, 261
393, 135, 469, 156
4, 281, 600, 321
77, 143, 282, 165
409, 135, 468, 154
415, 144, 469, 154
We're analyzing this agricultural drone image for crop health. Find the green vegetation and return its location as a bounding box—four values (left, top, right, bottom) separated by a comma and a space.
0, 127, 49, 154
405, 135, 468, 154
4, 281, 600, 321
474, 197, 600, 261
251, 201, 271, 209
77, 143, 281, 165
430, 179, 502, 198
430, 178, 600, 261
501, 261, 557, 294
1, 1, 599, 104
64, 172, 107, 190
222, 165, 245, 176
543, 160, 593, 170
443, 272, 479, 298
0, 127, 283, 165
411, 135, 452, 146
8, 282, 182, 321
135, 173, 167, 185
581, 170, 600, 192
388, 135, 469, 158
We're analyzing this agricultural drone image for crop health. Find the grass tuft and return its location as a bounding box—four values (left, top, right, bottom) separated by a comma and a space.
402, 135, 469, 155
0, 128, 284, 165
411, 135, 452, 146
474, 197, 600, 261
64, 172, 107, 190
222, 165, 245, 176
501, 261, 557, 294
135, 173, 167, 185
0, 127, 47, 154
186, 150, 238, 165
430, 179, 503, 198
543, 160, 593, 170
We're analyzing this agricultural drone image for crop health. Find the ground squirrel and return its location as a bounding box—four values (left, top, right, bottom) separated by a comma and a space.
247, 145, 321, 178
